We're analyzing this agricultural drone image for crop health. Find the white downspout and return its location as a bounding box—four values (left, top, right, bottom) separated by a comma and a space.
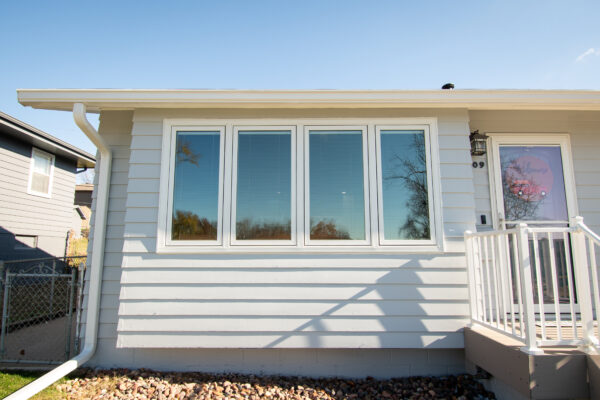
7, 103, 111, 400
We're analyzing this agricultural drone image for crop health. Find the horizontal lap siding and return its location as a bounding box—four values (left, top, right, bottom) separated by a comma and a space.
116, 108, 475, 349
0, 134, 77, 258
469, 110, 600, 232
80, 111, 133, 343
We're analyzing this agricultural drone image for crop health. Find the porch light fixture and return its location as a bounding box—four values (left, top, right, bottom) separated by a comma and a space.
470, 130, 488, 156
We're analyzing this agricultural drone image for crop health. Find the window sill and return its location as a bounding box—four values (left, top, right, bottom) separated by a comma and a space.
155, 244, 445, 255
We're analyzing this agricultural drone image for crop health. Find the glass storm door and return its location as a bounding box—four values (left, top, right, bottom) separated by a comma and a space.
490, 135, 577, 309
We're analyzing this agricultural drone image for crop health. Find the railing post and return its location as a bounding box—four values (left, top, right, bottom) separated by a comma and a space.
570, 216, 599, 351
0, 270, 10, 360
465, 231, 478, 323
516, 223, 543, 354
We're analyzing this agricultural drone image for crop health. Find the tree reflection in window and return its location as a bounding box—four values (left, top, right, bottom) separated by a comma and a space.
171, 131, 220, 241
499, 147, 567, 223
381, 131, 430, 240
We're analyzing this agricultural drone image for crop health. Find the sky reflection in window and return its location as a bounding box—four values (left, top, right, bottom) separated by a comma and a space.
309, 130, 365, 240
171, 131, 220, 240
236, 131, 292, 240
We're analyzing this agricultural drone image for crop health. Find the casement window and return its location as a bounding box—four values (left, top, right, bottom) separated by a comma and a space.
158, 119, 442, 252
28, 148, 55, 197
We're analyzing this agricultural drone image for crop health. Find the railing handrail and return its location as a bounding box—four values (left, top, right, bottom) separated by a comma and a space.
577, 220, 600, 247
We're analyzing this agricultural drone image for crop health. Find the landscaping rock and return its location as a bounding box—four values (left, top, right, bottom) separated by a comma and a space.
55, 369, 495, 399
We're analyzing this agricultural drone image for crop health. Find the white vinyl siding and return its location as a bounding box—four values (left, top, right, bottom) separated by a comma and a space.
115, 108, 474, 350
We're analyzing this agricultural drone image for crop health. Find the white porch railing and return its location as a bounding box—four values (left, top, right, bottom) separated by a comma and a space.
465, 216, 600, 354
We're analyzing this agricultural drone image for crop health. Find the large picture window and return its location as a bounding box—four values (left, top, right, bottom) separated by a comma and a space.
231, 127, 296, 245
167, 128, 224, 245
376, 127, 435, 245
306, 128, 369, 245
158, 119, 442, 252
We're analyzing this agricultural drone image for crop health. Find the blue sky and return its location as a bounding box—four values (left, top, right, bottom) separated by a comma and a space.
1, 1, 599, 154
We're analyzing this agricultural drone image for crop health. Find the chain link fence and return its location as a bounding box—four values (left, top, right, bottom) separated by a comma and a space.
0, 256, 85, 365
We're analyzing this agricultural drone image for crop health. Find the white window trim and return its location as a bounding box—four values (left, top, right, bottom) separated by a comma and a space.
375, 125, 438, 246
157, 118, 444, 254
304, 125, 371, 246
487, 133, 579, 230
163, 126, 226, 247
231, 125, 297, 246
27, 147, 55, 198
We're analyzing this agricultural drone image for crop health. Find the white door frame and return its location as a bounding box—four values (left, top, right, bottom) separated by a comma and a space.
487, 133, 579, 230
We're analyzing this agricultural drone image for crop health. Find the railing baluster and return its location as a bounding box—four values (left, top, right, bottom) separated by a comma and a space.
512, 233, 525, 338
496, 234, 508, 331
562, 232, 578, 339
547, 233, 562, 341
505, 234, 517, 336
483, 236, 493, 325
532, 232, 546, 341
490, 236, 501, 328
477, 237, 488, 324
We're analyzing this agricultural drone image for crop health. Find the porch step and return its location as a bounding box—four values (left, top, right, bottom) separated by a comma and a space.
464, 325, 595, 399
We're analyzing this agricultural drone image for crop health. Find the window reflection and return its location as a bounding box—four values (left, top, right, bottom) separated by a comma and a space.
381, 130, 430, 240
500, 146, 567, 222
236, 131, 292, 240
309, 130, 365, 240
171, 131, 220, 240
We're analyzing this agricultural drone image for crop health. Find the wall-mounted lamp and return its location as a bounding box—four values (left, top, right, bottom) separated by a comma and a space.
470, 130, 488, 156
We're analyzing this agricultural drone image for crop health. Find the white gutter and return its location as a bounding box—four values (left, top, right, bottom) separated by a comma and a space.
6, 103, 111, 400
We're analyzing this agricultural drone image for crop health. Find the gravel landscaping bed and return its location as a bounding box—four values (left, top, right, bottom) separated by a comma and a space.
55, 369, 496, 400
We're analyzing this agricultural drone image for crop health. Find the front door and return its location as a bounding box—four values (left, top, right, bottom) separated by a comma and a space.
489, 134, 578, 308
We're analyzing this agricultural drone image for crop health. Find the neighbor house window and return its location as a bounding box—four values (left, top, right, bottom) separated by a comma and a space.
158, 119, 441, 252
15, 235, 38, 250
28, 148, 55, 197
167, 128, 224, 245
305, 128, 369, 245
231, 127, 296, 245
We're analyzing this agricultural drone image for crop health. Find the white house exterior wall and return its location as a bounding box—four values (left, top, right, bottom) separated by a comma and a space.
111, 108, 474, 348
79, 107, 475, 376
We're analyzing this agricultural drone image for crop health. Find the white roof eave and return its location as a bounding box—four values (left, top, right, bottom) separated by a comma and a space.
16, 89, 600, 112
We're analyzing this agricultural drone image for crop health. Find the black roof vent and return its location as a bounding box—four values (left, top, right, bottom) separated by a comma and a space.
441, 83, 455, 90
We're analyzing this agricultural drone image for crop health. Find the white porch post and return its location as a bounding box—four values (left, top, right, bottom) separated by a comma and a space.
465, 231, 478, 323
516, 223, 543, 355
570, 216, 599, 352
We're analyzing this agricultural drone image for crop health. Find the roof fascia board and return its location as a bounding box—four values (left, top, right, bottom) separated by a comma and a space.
17, 89, 600, 112
0, 115, 95, 167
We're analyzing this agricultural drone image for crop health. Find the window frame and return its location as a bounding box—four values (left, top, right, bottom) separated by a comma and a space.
164, 126, 226, 247
375, 125, 437, 246
157, 118, 443, 254
27, 147, 55, 198
304, 125, 371, 246
231, 125, 297, 246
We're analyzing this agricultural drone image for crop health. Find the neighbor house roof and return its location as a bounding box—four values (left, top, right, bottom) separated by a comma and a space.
0, 110, 96, 168
16, 89, 600, 112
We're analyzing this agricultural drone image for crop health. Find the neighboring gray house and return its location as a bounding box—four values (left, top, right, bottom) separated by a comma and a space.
13, 89, 600, 399
0, 111, 95, 261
